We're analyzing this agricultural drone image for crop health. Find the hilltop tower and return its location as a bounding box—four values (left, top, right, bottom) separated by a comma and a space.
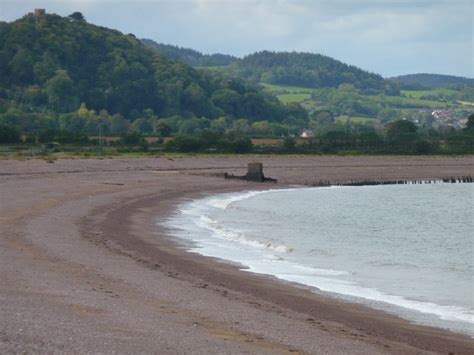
34, 9, 46, 18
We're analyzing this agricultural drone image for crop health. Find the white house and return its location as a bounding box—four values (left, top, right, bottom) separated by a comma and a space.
300, 129, 314, 138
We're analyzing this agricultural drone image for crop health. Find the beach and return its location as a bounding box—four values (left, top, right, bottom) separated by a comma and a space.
1, 155, 473, 354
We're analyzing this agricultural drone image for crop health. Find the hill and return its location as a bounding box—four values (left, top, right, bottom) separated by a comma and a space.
141, 39, 238, 67
389, 74, 474, 89
0, 12, 298, 135
227, 51, 387, 92
141, 45, 390, 93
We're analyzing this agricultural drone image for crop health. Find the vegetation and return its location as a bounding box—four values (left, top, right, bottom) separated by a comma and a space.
0, 12, 303, 134
390, 74, 474, 90
276, 93, 312, 104
4, 119, 474, 157
0, 124, 20, 143
258, 83, 473, 130
0, 12, 472, 157
225, 51, 387, 92
141, 39, 238, 67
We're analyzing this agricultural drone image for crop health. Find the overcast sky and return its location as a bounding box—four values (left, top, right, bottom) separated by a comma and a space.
1, 0, 472, 78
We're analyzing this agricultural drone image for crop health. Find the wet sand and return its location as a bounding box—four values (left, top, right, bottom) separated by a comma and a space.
1, 156, 473, 354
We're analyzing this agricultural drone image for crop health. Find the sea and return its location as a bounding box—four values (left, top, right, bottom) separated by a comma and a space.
164, 183, 474, 336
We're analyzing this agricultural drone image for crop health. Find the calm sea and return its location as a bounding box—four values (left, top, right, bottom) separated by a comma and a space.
165, 183, 474, 335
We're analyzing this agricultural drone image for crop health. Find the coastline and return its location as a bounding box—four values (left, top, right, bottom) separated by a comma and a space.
1, 156, 473, 354
165, 185, 474, 336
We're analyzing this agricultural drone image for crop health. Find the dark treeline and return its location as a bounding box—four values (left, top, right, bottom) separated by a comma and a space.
140, 43, 395, 93
389, 74, 474, 90
226, 51, 390, 93
141, 39, 239, 67
296, 118, 474, 154
3, 116, 472, 155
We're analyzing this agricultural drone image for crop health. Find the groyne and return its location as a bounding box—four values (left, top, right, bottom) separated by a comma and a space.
306, 176, 473, 187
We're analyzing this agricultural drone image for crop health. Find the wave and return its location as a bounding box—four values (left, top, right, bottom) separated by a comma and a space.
263, 268, 474, 326
165, 187, 474, 335
196, 214, 293, 253
205, 188, 300, 210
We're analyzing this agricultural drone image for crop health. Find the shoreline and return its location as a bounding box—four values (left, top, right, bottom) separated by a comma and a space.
164, 185, 474, 337
1, 156, 473, 353
95, 184, 473, 351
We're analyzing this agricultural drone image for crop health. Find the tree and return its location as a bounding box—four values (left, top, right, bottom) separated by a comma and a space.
68, 12, 85, 22
0, 124, 21, 143
210, 117, 228, 133
121, 132, 145, 145
466, 113, 474, 131
283, 137, 296, 150
251, 121, 271, 136
386, 119, 418, 151
9, 48, 35, 83
33, 53, 58, 83
154, 120, 172, 137
44, 70, 78, 112
165, 134, 204, 152
312, 110, 334, 124
178, 117, 210, 134
387, 119, 417, 138
232, 119, 250, 133
110, 114, 130, 135
131, 118, 154, 134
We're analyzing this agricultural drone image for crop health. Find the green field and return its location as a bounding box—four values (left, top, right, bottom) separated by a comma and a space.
457, 100, 474, 107
264, 84, 447, 109
276, 93, 312, 104
260, 83, 314, 94
335, 116, 375, 125
401, 88, 458, 99
371, 95, 446, 108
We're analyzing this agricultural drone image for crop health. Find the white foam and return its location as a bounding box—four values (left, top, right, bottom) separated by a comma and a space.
205, 188, 298, 210
206, 190, 266, 209
263, 268, 474, 325
194, 212, 293, 253
164, 187, 474, 335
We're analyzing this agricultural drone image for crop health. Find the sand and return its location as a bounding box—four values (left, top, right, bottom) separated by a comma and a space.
1, 155, 473, 354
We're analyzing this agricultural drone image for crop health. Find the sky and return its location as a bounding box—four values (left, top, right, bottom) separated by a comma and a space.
1, 0, 472, 78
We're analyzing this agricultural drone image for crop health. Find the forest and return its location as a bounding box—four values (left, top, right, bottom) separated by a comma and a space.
0, 12, 305, 135
141, 39, 238, 67
0, 12, 473, 155
389, 74, 474, 90
143, 41, 389, 92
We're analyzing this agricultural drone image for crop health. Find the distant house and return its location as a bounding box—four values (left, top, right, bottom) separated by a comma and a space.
300, 129, 314, 138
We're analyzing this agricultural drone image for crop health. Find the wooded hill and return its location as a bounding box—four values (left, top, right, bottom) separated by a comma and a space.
0, 13, 297, 123
389, 74, 474, 90
229, 51, 387, 91
141, 39, 238, 67
142, 41, 388, 92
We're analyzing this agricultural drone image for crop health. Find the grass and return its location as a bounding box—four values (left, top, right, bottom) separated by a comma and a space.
371, 95, 446, 108
457, 100, 474, 107
260, 83, 314, 94
262, 83, 450, 109
251, 138, 283, 146
276, 93, 312, 104
335, 116, 375, 124
401, 88, 458, 99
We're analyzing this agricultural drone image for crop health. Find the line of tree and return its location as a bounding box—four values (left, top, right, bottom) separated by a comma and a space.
224, 51, 392, 93
2, 116, 472, 155
141, 39, 238, 67
389, 74, 474, 90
